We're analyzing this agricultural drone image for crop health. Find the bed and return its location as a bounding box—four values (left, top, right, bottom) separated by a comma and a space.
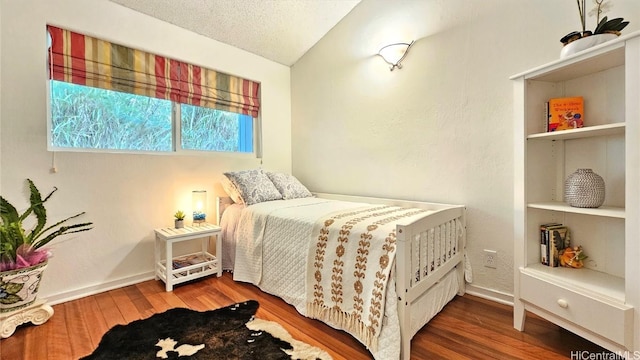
217, 170, 468, 360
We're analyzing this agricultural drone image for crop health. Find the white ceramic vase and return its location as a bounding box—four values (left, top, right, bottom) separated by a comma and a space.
560, 33, 618, 59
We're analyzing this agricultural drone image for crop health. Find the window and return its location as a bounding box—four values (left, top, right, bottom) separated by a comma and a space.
47, 26, 260, 154
50, 80, 173, 151
50, 81, 253, 153
180, 104, 253, 153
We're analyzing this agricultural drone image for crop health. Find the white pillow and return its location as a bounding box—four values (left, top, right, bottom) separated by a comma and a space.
221, 175, 244, 204
223, 169, 283, 205
266, 172, 312, 200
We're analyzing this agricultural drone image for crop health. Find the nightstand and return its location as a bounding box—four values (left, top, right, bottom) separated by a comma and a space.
154, 223, 222, 291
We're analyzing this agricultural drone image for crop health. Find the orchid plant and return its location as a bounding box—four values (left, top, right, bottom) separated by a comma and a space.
0, 179, 93, 271
561, 0, 629, 45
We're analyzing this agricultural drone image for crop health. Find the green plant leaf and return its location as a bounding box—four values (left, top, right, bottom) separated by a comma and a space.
25, 179, 50, 240
31, 222, 93, 250
604, 17, 624, 30
0, 294, 24, 304
30, 212, 92, 249
0, 196, 19, 224
612, 21, 629, 32
2, 281, 24, 294
594, 17, 628, 34
594, 16, 608, 34
1, 179, 93, 268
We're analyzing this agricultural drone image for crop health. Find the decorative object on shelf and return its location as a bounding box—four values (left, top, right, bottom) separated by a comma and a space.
0, 179, 92, 319
559, 245, 588, 268
539, 224, 571, 267
564, 168, 605, 208
560, 33, 618, 58
547, 96, 584, 132
192, 190, 207, 225
174, 210, 185, 229
559, 0, 629, 58
377, 40, 414, 71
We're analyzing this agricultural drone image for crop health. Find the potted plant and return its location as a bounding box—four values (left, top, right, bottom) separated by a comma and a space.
0, 179, 92, 313
560, 0, 629, 58
174, 210, 185, 229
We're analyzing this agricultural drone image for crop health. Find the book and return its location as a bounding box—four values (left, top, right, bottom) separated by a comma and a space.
543, 101, 551, 133
172, 254, 206, 269
548, 225, 570, 267
539, 223, 562, 266
548, 96, 584, 132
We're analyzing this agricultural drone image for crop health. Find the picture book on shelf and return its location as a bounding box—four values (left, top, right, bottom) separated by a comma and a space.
539, 223, 570, 267
548, 226, 570, 267
547, 96, 584, 132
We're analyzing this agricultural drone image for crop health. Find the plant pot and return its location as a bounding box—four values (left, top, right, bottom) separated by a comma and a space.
560, 33, 618, 58
175, 219, 184, 229
0, 261, 48, 313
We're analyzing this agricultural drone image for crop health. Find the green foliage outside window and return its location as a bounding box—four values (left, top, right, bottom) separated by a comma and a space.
181, 104, 244, 152
50, 81, 251, 153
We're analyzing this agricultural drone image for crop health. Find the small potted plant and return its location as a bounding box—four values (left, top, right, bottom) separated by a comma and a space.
0, 179, 93, 313
174, 210, 185, 229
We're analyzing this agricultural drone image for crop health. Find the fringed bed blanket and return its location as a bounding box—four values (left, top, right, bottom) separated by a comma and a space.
306, 205, 429, 351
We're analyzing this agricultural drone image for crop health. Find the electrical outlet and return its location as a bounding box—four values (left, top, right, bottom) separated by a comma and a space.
484, 249, 497, 268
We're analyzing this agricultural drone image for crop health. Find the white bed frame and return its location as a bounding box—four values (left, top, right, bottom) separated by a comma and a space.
217, 193, 467, 360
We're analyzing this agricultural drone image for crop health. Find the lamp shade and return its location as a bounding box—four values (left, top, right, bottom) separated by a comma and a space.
378, 41, 414, 71
192, 190, 207, 224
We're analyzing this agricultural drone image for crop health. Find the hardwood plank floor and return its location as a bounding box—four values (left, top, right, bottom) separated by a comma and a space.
0, 272, 616, 359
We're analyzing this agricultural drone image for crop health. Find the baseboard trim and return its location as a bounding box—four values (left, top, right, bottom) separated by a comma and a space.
465, 284, 514, 306
44, 273, 515, 310
46, 271, 156, 306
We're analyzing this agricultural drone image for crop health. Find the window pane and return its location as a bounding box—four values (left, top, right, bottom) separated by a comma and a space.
180, 105, 253, 153
50, 80, 172, 151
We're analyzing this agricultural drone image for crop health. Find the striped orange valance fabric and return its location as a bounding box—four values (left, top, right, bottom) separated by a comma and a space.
47, 25, 260, 117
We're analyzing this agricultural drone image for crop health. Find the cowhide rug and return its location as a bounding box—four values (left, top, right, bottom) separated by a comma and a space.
82, 300, 332, 360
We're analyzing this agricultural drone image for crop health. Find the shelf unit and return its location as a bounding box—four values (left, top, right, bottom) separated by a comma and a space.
154, 224, 222, 291
512, 31, 640, 354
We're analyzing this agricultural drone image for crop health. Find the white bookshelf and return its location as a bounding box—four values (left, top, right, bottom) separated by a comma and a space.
512, 31, 640, 353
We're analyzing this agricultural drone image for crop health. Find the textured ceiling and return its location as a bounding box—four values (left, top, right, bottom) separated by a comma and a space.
109, 0, 361, 66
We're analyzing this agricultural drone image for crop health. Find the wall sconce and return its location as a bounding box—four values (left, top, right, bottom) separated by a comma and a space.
378, 40, 414, 71
192, 190, 207, 225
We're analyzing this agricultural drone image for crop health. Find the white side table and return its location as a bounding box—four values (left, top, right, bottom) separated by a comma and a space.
154, 224, 222, 291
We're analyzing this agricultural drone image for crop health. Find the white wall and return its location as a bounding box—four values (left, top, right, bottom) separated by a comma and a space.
0, 0, 291, 302
291, 0, 640, 298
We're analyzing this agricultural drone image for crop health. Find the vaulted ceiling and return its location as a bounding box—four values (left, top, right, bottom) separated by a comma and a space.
109, 0, 361, 66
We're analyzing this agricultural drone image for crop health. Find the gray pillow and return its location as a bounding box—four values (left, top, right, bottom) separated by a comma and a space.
223, 169, 282, 205
266, 172, 312, 200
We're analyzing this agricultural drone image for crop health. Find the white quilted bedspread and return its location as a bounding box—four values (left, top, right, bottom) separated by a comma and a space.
232, 198, 403, 359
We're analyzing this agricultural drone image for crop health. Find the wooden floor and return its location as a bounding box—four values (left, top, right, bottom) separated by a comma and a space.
1, 272, 614, 360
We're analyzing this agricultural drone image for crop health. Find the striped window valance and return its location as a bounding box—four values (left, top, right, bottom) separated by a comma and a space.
179, 63, 260, 117
47, 25, 260, 117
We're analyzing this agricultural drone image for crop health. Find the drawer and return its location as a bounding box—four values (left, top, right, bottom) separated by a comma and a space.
519, 270, 633, 347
